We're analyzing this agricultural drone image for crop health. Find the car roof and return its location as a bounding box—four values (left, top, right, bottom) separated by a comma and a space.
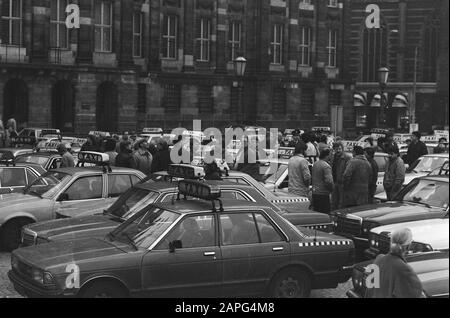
152, 199, 271, 215
423, 154, 450, 158
16, 152, 60, 158
49, 167, 142, 176
136, 178, 257, 192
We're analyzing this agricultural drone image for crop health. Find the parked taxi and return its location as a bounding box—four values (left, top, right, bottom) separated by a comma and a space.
0, 152, 145, 251
9, 179, 354, 298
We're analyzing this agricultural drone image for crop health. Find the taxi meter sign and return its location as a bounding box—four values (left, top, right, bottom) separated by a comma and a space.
168, 164, 205, 179
0, 151, 15, 166
178, 180, 221, 201
278, 147, 295, 159
77, 152, 109, 165
12, 137, 35, 146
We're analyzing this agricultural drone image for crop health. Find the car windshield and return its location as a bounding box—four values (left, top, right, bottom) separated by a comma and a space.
23, 171, 71, 199
402, 179, 449, 209
108, 188, 160, 219
413, 157, 449, 173
110, 207, 180, 249
248, 162, 287, 183
15, 155, 50, 167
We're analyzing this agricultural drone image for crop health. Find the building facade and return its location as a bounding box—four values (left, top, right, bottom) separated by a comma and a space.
0, 0, 356, 135
343, 0, 449, 133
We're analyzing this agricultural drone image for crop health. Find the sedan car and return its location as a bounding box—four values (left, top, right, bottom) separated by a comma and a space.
14, 152, 63, 171
9, 180, 354, 298
365, 218, 449, 259
347, 251, 449, 298
333, 175, 449, 258
0, 154, 146, 251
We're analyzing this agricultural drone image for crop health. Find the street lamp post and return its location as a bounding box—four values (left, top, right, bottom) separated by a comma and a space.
378, 67, 390, 128
234, 57, 247, 124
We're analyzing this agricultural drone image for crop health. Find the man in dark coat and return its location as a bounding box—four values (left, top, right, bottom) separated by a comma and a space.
366, 228, 423, 298
151, 139, 172, 173
365, 147, 379, 204
331, 142, 352, 210
342, 146, 373, 207
115, 141, 134, 168
405, 131, 428, 165
384, 145, 406, 201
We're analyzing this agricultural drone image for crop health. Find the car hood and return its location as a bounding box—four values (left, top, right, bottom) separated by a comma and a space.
25, 215, 120, 241
334, 202, 445, 224
0, 193, 50, 216
13, 237, 132, 270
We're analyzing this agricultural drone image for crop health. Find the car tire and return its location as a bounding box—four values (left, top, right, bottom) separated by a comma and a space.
80, 281, 127, 298
1, 219, 32, 252
268, 268, 312, 298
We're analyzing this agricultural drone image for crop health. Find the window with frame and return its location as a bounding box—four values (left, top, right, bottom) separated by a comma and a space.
228, 21, 242, 61
0, 168, 26, 188
50, 0, 69, 48
196, 18, 211, 61
1, 0, 22, 46
270, 24, 284, 64
328, 0, 338, 7
361, 26, 387, 82
63, 176, 103, 201
299, 27, 311, 66
94, 0, 113, 52
327, 29, 338, 67
162, 15, 178, 59
133, 11, 143, 57
423, 25, 439, 82
163, 84, 181, 114
300, 0, 311, 4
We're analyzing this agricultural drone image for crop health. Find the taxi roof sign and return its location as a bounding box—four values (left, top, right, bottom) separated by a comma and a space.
12, 136, 36, 146
312, 127, 331, 132
168, 164, 205, 179
278, 147, 295, 159
142, 128, 163, 134
0, 151, 15, 166
178, 179, 221, 201
77, 152, 110, 166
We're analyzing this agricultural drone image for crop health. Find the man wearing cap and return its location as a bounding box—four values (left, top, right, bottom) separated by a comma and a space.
384, 145, 406, 201
366, 228, 423, 298
288, 141, 311, 197
58, 144, 75, 168
331, 142, 352, 210
406, 131, 428, 165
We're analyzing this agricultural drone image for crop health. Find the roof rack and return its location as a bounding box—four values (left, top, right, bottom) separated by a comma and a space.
76, 151, 111, 173
177, 179, 223, 212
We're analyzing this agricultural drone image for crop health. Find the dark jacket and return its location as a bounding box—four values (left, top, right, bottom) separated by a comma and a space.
116, 151, 134, 168
312, 160, 334, 195
383, 157, 406, 201
132, 149, 153, 175
60, 152, 75, 168
151, 149, 171, 173
342, 155, 372, 207
366, 253, 423, 298
332, 152, 352, 185
367, 157, 379, 195
406, 141, 428, 165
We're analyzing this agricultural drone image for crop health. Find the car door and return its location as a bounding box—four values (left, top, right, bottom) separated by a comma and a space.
54, 174, 106, 218
141, 214, 222, 298
220, 211, 291, 297
106, 174, 136, 207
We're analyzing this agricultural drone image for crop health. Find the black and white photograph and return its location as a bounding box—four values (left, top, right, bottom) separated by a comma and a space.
0, 0, 448, 301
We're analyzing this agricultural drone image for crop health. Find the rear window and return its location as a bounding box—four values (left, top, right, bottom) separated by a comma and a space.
0, 168, 27, 187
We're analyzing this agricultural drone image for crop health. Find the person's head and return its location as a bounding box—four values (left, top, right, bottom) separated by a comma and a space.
438, 138, 448, 147
353, 146, 364, 157
294, 141, 307, 156
119, 140, 132, 153
412, 131, 421, 143
104, 138, 117, 153
390, 228, 413, 257
405, 139, 412, 147
319, 134, 328, 144
364, 147, 375, 160
385, 132, 394, 142
156, 138, 169, 151
333, 142, 344, 155
319, 148, 331, 161
57, 143, 67, 155
135, 139, 148, 151
386, 144, 400, 161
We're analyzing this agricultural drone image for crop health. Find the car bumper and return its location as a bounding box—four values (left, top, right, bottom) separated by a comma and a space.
346, 289, 362, 298
8, 270, 64, 298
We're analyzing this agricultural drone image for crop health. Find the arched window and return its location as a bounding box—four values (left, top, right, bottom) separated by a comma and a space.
423, 25, 439, 82
361, 24, 388, 82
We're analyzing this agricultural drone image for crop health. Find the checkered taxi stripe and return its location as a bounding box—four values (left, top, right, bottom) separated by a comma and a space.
298, 240, 352, 247
272, 198, 310, 204
305, 225, 330, 230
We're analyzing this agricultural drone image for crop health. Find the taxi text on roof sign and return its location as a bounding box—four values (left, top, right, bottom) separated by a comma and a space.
77, 152, 110, 165
168, 164, 205, 179
178, 180, 221, 201
278, 147, 295, 159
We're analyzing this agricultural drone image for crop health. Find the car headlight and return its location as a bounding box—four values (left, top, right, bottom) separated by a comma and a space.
31, 268, 55, 285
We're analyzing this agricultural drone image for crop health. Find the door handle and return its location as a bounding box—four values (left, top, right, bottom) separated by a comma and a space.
204, 252, 216, 257
272, 247, 284, 252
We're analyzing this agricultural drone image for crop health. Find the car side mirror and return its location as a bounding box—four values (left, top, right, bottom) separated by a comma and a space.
58, 193, 69, 202
169, 240, 182, 253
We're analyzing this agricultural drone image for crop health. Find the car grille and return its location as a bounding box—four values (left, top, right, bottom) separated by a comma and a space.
336, 216, 362, 236
21, 233, 36, 247
378, 234, 391, 254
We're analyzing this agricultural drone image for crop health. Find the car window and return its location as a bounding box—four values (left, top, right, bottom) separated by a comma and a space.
220, 213, 259, 246
402, 180, 449, 209
26, 169, 38, 185
49, 158, 61, 170
221, 191, 248, 201
254, 214, 284, 243
130, 175, 141, 185
15, 155, 49, 167
224, 177, 251, 186
0, 168, 27, 187
64, 176, 103, 201
108, 174, 133, 198
155, 215, 216, 250
109, 188, 160, 218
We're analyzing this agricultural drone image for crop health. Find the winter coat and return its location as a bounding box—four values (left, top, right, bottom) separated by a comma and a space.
132, 149, 153, 175
151, 149, 172, 173
383, 157, 406, 201
342, 155, 373, 207
116, 151, 134, 168
366, 253, 423, 298
288, 155, 311, 197
332, 152, 352, 185
60, 152, 75, 168
406, 141, 428, 165
368, 157, 379, 195
312, 160, 334, 195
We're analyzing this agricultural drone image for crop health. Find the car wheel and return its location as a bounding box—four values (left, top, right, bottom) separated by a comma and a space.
81, 281, 127, 298
269, 268, 311, 298
1, 219, 32, 252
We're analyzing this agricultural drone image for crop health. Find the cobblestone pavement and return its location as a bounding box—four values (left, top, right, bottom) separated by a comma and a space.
0, 252, 350, 298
